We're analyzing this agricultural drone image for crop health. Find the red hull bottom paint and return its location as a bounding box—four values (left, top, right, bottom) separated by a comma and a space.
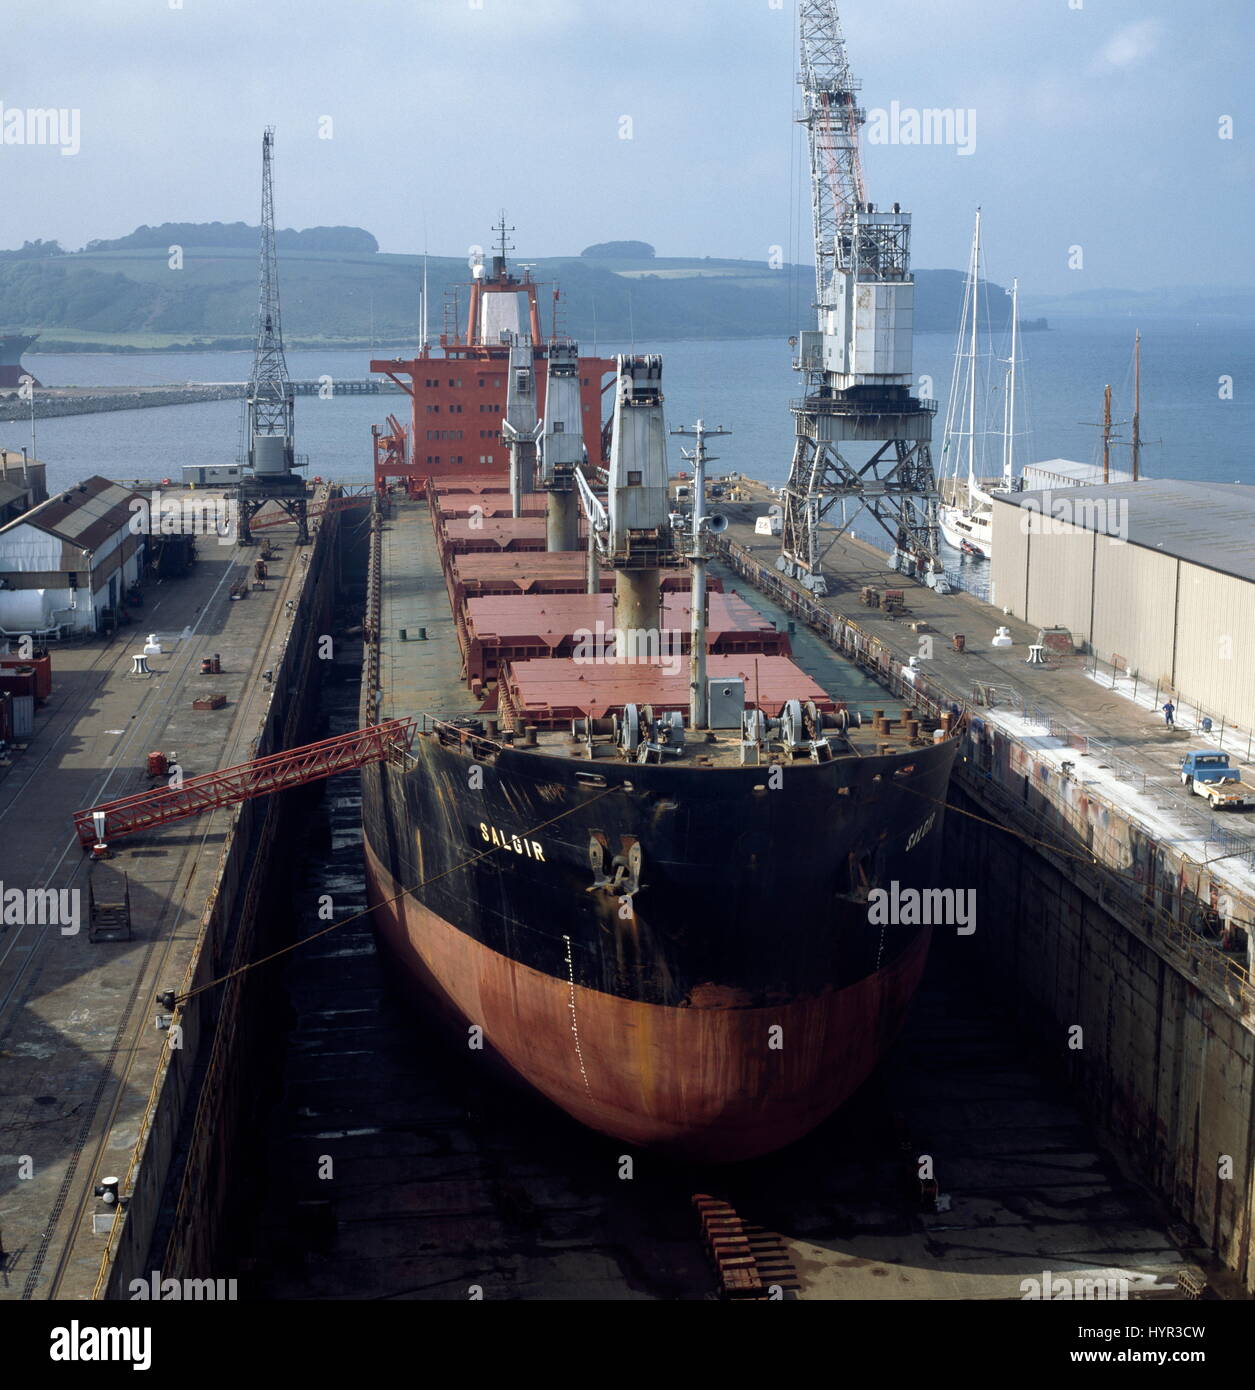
365, 844, 930, 1163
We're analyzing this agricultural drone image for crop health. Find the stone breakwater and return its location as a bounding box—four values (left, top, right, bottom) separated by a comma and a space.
0, 385, 245, 421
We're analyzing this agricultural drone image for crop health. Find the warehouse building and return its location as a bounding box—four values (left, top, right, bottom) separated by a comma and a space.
0, 449, 47, 524
0, 476, 146, 637
990, 479, 1255, 732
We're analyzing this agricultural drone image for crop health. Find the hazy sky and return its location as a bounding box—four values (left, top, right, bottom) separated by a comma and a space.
3, 0, 1252, 294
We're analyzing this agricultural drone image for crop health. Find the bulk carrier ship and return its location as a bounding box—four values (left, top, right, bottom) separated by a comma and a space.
358, 240, 959, 1162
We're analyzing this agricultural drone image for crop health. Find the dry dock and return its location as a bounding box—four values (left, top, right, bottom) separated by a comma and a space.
0, 487, 338, 1299
234, 497, 1202, 1300
220, 500, 1200, 1301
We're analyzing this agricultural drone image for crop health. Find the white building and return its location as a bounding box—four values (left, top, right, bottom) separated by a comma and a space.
0, 476, 147, 637
1020, 458, 1136, 491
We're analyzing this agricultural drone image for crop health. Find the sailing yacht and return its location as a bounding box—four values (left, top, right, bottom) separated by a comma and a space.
937, 210, 1021, 559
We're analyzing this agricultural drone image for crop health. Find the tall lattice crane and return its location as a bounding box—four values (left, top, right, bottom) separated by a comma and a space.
240, 127, 307, 543
777, 1, 943, 596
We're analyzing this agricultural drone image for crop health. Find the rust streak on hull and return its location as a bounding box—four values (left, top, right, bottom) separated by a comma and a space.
366, 842, 930, 1163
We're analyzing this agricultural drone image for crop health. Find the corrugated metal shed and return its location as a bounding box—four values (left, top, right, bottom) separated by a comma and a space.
1091, 539, 1177, 680
997, 480, 1255, 585
0, 475, 143, 552
992, 478, 1255, 730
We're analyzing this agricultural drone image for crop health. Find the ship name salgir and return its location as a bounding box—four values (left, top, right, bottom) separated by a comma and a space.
479, 823, 546, 860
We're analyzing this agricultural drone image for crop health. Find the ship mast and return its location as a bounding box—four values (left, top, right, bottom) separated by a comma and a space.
672, 420, 731, 730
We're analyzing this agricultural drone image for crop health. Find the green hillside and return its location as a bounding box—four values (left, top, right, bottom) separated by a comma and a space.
0, 229, 1014, 351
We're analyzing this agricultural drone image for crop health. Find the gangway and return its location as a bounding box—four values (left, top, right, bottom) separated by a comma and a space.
75, 718, 415, 849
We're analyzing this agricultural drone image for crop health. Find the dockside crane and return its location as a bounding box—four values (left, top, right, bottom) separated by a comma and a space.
239, 128, 308, 546
778, 0, 943, 596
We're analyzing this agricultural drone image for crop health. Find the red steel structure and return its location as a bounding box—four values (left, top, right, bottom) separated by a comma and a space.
75, 719, 416, 848
248, 493, 373, 531
369, 234, 615, 493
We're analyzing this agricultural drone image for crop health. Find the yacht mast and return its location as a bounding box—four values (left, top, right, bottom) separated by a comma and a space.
965, 210, 981, 494
1131, 330, 1141, 481
1002, 277, 1019, 489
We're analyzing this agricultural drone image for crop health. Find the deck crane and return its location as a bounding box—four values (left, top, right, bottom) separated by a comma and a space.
569, 356, 675, 620
502, 333, 541, 518
777, 1, 944, 596
538, 341, 586, 551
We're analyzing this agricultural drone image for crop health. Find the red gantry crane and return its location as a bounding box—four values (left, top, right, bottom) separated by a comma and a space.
247, 492, 374, 531
75, 719, 415, 850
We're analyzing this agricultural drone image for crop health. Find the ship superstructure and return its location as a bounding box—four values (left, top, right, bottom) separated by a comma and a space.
371, 219, 616, 492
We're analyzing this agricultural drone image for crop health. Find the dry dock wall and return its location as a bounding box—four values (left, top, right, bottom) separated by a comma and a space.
95, 507, 341, 1298
947, 735, 1255, 1293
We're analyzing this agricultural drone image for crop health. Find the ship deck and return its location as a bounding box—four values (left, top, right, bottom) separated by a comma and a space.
377, 497, 944, 766
377, 498, 481, 727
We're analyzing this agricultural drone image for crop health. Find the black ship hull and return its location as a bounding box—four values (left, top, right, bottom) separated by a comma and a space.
362, 725, 958, 1161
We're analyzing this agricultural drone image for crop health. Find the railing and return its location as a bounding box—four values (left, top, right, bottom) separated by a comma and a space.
788, 395, 939, 417
968, 759, 1254, 1011
1087, 650, 1255, 762
712, 533, 969, 732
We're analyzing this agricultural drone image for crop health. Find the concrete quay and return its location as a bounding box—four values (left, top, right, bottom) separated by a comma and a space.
0, 491, 334, 1299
